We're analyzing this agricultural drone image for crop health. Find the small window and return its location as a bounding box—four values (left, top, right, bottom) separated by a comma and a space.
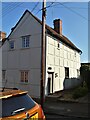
22, 36, 30, 48
58, 43, 60, 48
9, 41, 15, 49
57, 41, 63, 49
75, 52, 76, 57
77, 69, 80, 77
57, 43, 60, 49
2, 70, 6, 80
20, 71, 29, 83
60, 41, 62, 48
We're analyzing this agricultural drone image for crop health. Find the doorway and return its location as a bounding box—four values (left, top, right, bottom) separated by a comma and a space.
65, 67, 69, 79
47, 72, 54, 95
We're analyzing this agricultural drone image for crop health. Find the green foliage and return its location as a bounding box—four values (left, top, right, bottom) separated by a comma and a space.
72, 82, 88, 99
80, 64, 90, 88
80, 64, 90, 72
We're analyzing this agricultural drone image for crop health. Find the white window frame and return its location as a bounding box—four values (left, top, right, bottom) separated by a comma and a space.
20, 70, 29, 83
22, 35, 30, 48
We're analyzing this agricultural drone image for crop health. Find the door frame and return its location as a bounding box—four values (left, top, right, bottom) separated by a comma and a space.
47, 72, 54, 94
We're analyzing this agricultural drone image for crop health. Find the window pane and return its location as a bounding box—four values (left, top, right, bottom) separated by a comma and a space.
25, 72, 28, 82
22, 36, 30, 48
26, 38, 29, 47
21, 71, 28, 83
77, 69, 80, 77
22, 38, 25, 48
1, 94, 35, 117
60, 41, 62, 48
9, 41, 14, 49
2, 70, 6, 80
58, 43, 60, 48
21, 72, 24, 82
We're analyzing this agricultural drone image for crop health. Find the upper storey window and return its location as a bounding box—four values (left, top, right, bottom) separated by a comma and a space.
22, 35, 30, 48
9, 41, 15, 50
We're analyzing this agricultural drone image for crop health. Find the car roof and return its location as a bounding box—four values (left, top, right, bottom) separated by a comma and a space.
0, 88, 28, 99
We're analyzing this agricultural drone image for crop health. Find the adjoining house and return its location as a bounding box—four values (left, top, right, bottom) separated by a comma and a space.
80, 63, 90, 83
2, 10, 82, 98
0, 31, 6, 46
0, 31, 6, 85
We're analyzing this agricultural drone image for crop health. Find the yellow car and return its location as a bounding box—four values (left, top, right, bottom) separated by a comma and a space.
0, 88, 45, 120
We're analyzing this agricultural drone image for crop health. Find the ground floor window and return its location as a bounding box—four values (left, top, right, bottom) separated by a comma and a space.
65, 67, 69, 79
20, 71, 29, 83
2, 70, 6, 80
77, 69, 80, 77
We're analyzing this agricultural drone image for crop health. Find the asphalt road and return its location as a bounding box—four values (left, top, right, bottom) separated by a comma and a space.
44, 101, 89, 119
45, 113, 89, 120
46, 113, 73, 118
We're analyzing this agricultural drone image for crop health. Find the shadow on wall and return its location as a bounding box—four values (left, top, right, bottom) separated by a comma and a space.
63, 77, 83, 90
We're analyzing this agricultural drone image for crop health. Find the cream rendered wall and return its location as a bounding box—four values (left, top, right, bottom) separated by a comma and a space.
2, 12, 42, 98
46, 35, 81, 93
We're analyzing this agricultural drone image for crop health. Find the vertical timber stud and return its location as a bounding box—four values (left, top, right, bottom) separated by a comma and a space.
41, 0, 46, 109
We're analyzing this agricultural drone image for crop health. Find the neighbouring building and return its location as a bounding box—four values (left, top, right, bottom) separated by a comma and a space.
0, 31, 6, 46
2, 10, 82, 98
80, 63, 90, 82
0, 31, 6, 84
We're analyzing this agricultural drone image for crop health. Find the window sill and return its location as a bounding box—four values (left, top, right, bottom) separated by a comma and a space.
9, 49, 15, 51
2, 79, 6, 82
19, 82, 29, 85
21, 47, 30, 50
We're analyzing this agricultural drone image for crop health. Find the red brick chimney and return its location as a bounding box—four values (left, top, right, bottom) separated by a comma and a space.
53, 19, 62, 35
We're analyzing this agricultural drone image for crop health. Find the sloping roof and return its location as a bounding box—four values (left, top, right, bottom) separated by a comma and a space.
8, 10, 82, 53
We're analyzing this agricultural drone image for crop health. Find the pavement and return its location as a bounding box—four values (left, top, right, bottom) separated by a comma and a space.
43, 93, 89, 119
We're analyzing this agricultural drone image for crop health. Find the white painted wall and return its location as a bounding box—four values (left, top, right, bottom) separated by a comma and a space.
2, 11, 42, 98
46, 35, 81, 94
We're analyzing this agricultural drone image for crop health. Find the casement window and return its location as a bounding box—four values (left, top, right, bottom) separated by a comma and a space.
22, 36, 30, 48
77, 69, 80, 77
9, 41, 15, 49
74, 52, 76, 57
57, 41, 63, 49
58, 43, 60, 48
57, 43, 60, 50
60, 41, 63, 48
20, 71, 29, 83
2, 70, 6, 80
65, 67, 69, 79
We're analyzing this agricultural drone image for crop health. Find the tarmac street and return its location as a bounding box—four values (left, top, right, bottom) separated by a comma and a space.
44, 100, 89, 119
45, 114, 89, 120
